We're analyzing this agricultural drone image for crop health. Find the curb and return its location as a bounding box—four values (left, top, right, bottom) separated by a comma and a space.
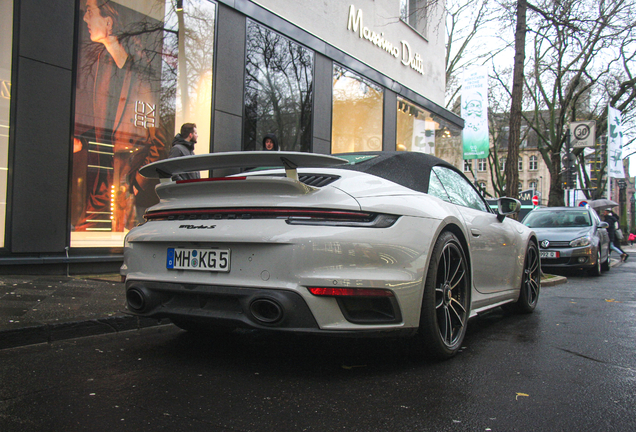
0, 315, 169, 351
541, 274, 567, 287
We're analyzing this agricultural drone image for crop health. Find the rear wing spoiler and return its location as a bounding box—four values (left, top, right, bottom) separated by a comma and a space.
139, 151, 349, 181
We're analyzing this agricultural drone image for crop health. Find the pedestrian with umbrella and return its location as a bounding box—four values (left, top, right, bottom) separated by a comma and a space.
601, 208, 628, 262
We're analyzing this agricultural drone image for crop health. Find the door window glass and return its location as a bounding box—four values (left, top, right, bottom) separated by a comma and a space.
428, 170, 450, 202
432, 166, 488, 212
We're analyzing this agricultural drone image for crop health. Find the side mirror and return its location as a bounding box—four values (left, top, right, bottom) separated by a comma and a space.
497, 197, 521, 222
598, 221, 609, 229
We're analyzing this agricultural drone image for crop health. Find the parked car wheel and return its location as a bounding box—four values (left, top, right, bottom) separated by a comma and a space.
504, 242, 540, 314
588, 249, 602, 276
416, 231, 470, 360
601, 250, 611, 272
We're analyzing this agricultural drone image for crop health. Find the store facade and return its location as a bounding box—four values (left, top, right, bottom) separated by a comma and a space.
1, 0, 462, 273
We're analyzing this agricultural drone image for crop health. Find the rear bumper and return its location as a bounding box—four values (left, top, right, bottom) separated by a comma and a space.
126, 280, 319, 330
125, 280, 405, 334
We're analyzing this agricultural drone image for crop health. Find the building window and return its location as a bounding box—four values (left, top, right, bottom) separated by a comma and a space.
518, 181, 523, 192
518, 156, 523, 171
396, 97, 436, 154
477, 181, 487, 193
464, 159, 472, 172
244, 21, 314, 152
0, 0, 13, 248
499, 157, 506, 172
71, 0, 216, 247
400, 0, 428, 37
477, 158, 487, 172
332, 65, 383, 153
529, 155, 538, 171
529, 180, 537, 190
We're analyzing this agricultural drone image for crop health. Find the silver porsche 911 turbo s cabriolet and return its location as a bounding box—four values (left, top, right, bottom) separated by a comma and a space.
121, 151, 540, 359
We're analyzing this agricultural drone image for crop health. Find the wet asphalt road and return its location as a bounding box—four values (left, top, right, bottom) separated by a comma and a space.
1, 262, 635, 432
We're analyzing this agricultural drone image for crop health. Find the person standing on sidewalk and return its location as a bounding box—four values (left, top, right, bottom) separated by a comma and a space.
168, 123, 200, 181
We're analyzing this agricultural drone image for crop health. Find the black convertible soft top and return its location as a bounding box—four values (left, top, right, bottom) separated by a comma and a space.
333, 151, 460, 195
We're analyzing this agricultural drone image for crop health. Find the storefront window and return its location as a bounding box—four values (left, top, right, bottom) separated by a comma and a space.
0, 0, 12, 248
71, 0, 216, 247
244, 21, 313, 152
332, 65, 383, 154
396, 97, 436, 154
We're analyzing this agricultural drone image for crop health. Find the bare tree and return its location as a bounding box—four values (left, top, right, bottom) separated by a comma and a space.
503, 0, 527, 201
521, 0, 636, 205
445, 0, 501, 110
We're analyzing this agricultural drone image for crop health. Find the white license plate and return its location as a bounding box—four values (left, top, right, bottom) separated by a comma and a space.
167, 248, 230, 272
540, 251, 559, 259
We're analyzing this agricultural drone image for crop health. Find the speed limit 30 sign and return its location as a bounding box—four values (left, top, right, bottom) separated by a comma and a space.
570, 121, 596, 148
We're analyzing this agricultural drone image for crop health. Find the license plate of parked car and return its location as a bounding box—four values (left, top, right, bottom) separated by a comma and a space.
167, 248, 231, 272
540, 251, 558, 258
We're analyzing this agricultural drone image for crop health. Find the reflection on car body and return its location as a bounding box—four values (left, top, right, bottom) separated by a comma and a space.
122, 151, 541, 360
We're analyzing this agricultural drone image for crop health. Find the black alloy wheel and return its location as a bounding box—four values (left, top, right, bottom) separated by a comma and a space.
504, 241, 541, 313
416, 231, 470, 360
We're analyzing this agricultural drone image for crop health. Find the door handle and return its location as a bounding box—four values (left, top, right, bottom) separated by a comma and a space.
471, 228, 481, 237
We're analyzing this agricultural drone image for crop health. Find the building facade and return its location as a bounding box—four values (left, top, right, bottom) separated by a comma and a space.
1, 0, 463, 273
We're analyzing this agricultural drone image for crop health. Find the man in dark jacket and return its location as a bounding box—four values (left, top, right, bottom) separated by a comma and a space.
262, 133, 279, 151
603, 209, 628, 262
169, 123, 200, 180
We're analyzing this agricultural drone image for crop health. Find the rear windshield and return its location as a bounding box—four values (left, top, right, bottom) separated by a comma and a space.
523, 210, 591, 228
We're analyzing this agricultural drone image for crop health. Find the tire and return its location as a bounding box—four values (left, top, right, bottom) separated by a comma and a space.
415, 231, 470, 360
588, 249, 602, 276
504, 241, 541, 313
601, 249, 610, 272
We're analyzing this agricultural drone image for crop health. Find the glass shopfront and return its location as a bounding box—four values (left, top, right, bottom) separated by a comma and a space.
396, 97, 436, 154
396, 96, 463, 164
244, 20, 314, 152
70, 0, 216, 247
0, 0, 13, 248
331, 65, 384, 154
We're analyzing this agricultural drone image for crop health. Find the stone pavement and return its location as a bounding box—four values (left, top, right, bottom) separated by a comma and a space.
0, 274, 166, 350
1, 244, 633, 350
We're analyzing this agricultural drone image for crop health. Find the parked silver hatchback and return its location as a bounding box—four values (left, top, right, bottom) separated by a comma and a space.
522, 206, 610, 276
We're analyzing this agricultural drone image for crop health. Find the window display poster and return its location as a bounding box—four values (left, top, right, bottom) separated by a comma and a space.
461, 66, 489, 160
411, 118, 435, 154
72, 0, 168, 244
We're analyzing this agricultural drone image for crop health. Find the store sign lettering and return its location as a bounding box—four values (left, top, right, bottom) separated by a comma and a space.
134, 101, 156, 128
347, 5, 424, 76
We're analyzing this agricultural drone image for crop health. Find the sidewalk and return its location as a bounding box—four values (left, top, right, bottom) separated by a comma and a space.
0, 274, 167, 350
1, 245, 633, 350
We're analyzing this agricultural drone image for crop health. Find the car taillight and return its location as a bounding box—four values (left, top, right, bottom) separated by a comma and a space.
308, 287, 394, 297
144, 208, 398, 228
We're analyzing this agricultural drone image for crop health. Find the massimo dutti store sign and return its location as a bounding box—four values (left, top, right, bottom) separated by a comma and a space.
347, 5, 425, 76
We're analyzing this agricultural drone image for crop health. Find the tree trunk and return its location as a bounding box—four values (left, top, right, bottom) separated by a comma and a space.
505, 0, 527, 200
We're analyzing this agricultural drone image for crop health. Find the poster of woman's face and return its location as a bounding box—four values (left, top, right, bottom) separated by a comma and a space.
71, 0, 167, 239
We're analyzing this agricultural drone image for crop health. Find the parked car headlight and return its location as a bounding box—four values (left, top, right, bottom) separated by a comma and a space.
570, 236, 591, 247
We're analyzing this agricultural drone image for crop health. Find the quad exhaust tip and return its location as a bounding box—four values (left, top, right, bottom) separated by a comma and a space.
249, 298, 284, 324
126, 287, 148, 312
